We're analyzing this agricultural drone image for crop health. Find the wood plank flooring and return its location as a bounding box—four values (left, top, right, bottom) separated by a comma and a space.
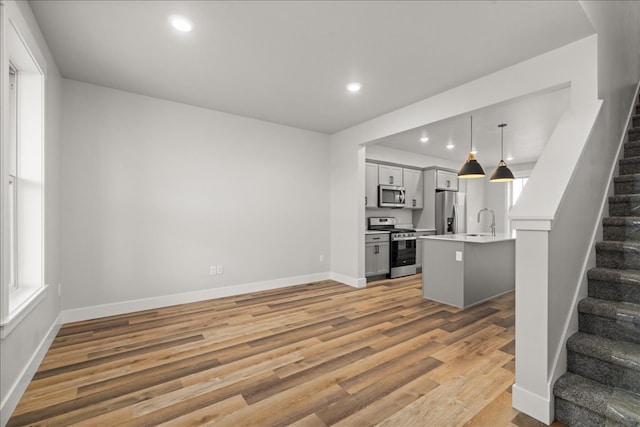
8, 275, 562, 426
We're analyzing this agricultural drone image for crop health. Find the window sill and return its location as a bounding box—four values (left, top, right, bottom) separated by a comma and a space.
1, 284, 48, 339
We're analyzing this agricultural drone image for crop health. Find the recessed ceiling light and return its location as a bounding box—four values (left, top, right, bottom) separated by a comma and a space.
346, 82, 362, 93
446, 143, 455, 150
169, 15, 194, 32
420, 137, 429, 143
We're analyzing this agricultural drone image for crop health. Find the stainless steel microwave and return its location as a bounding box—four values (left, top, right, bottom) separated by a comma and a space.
378, 185, 405, 208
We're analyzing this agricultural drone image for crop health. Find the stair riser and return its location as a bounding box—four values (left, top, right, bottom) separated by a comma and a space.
619, 161, 640, 175
602, 223, 640, 241
568, 351, 640, 394
588, 279, 640, 305
614, 179, 640, 195
631, 129, 640, 142
578, 313, 640, 345
609, 201, 640, 217
596, 247, 640, 270
554, 398, 608, 427
624, 145, 640, 158
634, 115, 640, 128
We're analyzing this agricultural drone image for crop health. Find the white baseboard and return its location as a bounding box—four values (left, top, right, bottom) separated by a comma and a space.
62, 272, 335, 323
512, 383, 554, 425
1, 313, 62, 427
330, 272, 366, 288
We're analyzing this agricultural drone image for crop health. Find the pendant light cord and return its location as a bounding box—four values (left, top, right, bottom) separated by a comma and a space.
501, 125, 504, 160
498, 123, 507, 161
470, 116, 473, 151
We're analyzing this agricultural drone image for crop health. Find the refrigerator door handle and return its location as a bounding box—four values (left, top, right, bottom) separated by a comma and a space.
453, 203, 459, 234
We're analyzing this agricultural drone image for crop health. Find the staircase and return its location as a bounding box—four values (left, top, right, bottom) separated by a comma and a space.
553, 95, 640, 426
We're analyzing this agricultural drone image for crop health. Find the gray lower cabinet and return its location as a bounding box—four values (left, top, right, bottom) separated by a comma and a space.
415, 230, 436, 269
365, 234, 390, 276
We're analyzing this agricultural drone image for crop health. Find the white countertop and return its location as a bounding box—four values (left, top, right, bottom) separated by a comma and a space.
420, 233, 515, 243
365, 230, 391, 235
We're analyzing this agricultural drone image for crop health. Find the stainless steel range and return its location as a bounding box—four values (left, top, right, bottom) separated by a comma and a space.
368, 217, 417, 278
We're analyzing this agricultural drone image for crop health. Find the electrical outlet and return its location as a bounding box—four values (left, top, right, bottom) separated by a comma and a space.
217, 265, 223, 275
319, 254, 324, 262
210, 266, 217, 275
455, 251, 463, 261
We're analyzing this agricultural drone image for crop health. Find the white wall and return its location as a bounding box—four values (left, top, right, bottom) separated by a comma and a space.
465, 178, 487, 233
60, 80, 331, 315
0, 1, 62, 424
365, 144, 460, 170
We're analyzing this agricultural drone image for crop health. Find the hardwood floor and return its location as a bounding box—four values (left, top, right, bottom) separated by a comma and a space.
8, 275, 562, 426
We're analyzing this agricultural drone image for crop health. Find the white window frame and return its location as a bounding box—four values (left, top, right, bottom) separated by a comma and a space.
8, 63, 18, 293
1, 3, 47, 336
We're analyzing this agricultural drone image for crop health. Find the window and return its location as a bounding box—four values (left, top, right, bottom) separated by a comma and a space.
508, 176, 529, 236
510, 177, 529, 208
2, 16, 45, 326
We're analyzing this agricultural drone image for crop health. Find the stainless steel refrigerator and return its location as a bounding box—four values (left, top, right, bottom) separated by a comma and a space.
435, 191, 466, 235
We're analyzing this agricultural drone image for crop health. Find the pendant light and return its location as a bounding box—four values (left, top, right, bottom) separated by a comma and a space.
458, 116, 485, 178
490, 123, 515, 182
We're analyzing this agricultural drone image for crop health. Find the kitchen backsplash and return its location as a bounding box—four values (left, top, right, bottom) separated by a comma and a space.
366, 208, 413, 226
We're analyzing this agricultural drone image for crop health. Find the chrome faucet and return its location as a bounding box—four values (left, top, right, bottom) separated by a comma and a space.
477, 208, 496, 237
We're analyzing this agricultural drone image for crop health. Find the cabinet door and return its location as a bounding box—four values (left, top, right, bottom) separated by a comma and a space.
415, 231, 435, 268
365, 243, 376, 276
375, 242, 390, 274
403, 169, 423, 209
378, 165, 403, 186
436, 170, 458, 191
365, 163, 379, 207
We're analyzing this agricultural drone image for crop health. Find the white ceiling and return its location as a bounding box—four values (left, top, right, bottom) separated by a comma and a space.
373, 86, 571, 166
29, 1, 594, 134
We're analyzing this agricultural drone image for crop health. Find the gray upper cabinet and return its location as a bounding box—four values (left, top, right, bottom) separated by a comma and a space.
378, 165, 403, 186
403, 169, 423, 209
365, 162, 379, 207
436, 170, 458, 191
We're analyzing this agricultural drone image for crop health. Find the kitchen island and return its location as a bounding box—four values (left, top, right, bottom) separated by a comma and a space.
419, 233, 515, 309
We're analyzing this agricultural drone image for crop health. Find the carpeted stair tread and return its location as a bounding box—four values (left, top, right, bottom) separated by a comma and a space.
633, 114, 640, 127
619, 156, 640, 165
596, 241, 640, 270
588, 267, 640, 282
630, 127, 640, 142
624, 140, 640, 159
603, 217, 640, 242
610, 194, 640, 202
615, 173, 640, 184
554, 373, 640, 427
603, 216, 640, 225
608, 195, 640, 217
596, 240, 640, 250
619, 155, 640, 175
567, 333, 640, 393
579, 297, 640, 322
567, 332, 640, 372
578, 297, 640, 344
588, 267, 640, 304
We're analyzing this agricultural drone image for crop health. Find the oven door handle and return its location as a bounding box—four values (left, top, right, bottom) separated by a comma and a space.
393, 236, 417, 241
